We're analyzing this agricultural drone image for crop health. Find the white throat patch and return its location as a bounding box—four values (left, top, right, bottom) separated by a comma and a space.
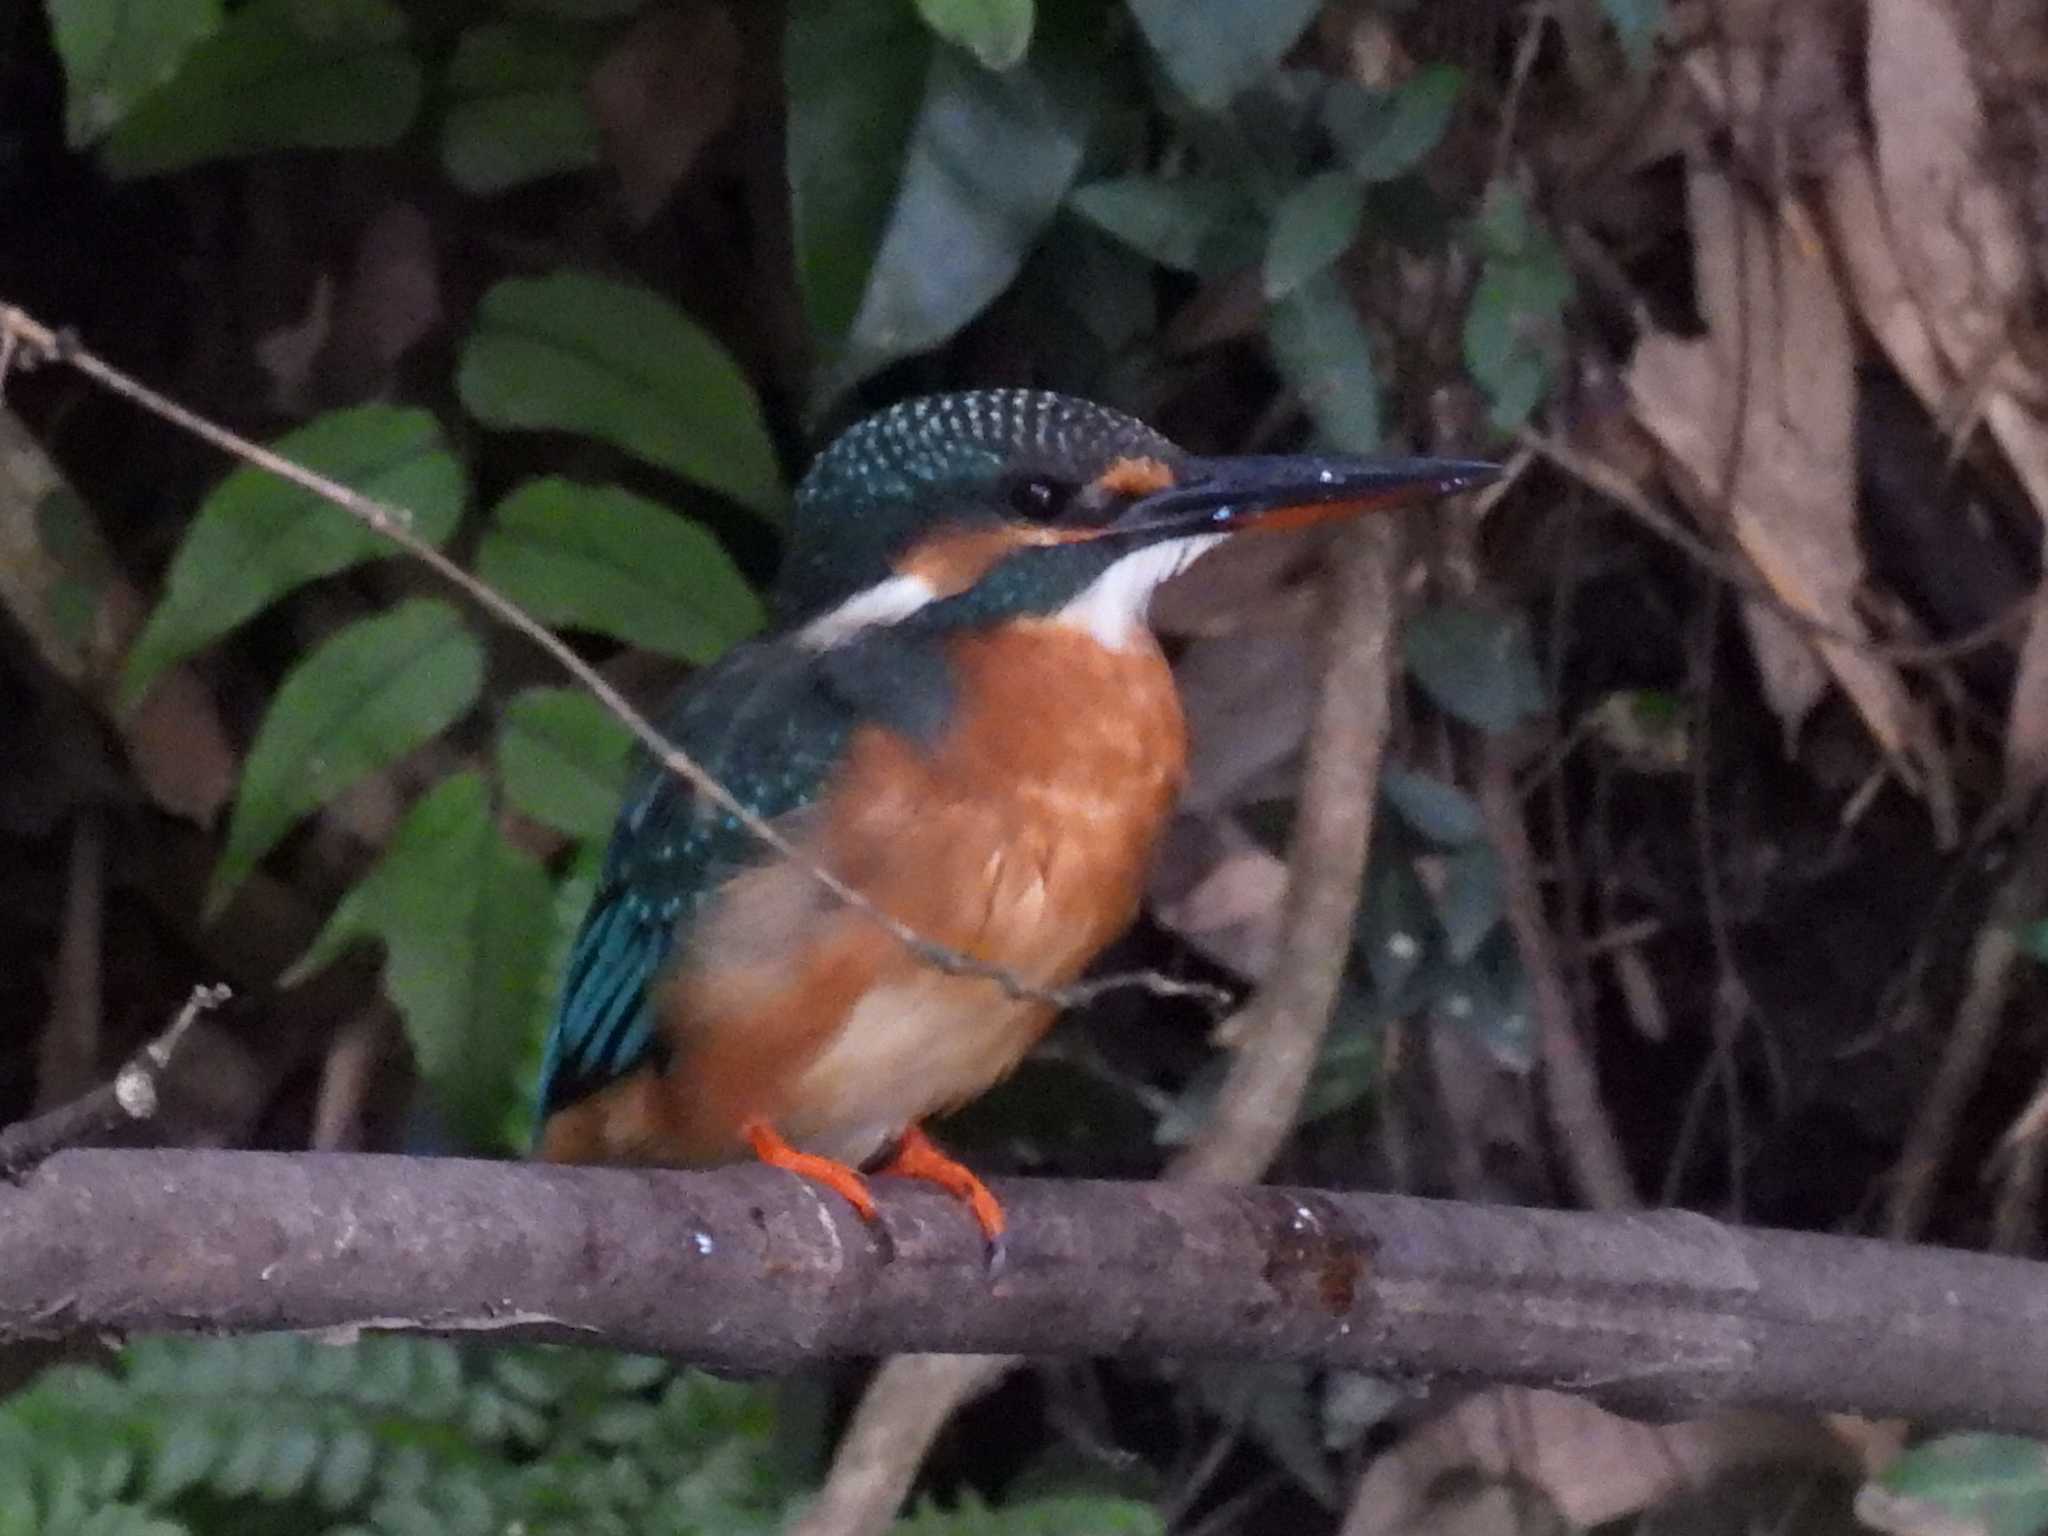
797, 573, 939, 650
1057, 534, 1225, 649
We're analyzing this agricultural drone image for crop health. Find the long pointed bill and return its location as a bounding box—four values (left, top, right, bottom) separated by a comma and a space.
1109, 453, 1499, 541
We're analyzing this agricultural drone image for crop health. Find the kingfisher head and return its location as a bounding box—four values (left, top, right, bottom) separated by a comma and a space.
774, 389, 1494, 647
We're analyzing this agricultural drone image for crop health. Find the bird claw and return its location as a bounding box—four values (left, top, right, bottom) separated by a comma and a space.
876, 1123, 1008, 1269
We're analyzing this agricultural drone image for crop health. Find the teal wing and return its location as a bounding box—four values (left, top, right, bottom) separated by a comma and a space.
535, 641, 855, 1125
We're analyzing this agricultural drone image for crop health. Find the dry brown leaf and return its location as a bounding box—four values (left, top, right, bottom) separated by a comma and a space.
1425, 1021, 1543, 1200
253, 273, 335, 412
0, 410, 234, 825
1825, 1412, 1911, 1478
1821, 153, 1955, 410
257, 205, 440, 411
1342, 1387, 1853, 1536
1149, 815, 1287, 980
1628, 161, 1931, 778
1823, 19, 2048, 792
590, 3, 742, 226
1866, 0, 2034, 400
328, 202, 441, 400
1735, 592, 1831, 749
117, 648, 239, 824
1172, 629, 1318, 812
1675, 1, 1858, 177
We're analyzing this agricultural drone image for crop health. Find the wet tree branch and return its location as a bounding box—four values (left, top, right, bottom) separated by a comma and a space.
4, 1148, 2048, 1433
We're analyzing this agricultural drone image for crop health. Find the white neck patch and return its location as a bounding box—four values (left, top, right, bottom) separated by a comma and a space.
797, 572, 939, 650
1057, 534, 1225, 650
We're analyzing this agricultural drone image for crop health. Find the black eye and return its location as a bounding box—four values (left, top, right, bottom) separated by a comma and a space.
1007, 475, 1073, 522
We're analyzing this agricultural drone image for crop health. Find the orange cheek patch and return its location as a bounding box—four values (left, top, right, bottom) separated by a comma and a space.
1094, 456, 1176, 498
899, 519, 1105, 594
899, 526, 1034, 596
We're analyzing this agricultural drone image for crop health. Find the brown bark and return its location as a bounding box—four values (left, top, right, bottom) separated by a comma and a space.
4, 1148, 2047, 1434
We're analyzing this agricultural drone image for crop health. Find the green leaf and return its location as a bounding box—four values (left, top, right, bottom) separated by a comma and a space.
1325, 66, 1462, 183
1357, 854, 1432, 999
912, 0, 1035, 71
1463, 182, 1572, 430
1300, 999, 1381, 1123
144, 1420, 217, 1500
1263, 172, 1363, 301
212, 1423, 270, 1496
2020, 920, 2048, 965
1434, 844, 1503, 962
313, 1429, 372, 1507
498, 686, 634, 839
1463, 256, 1571, 430
286, 774, 551, 1151
1864, 1436, 2048, 1536
1266, 270, 1380, 451
46, 0, 222, 146
823, 0, 1103, 394
209, 600, 484, 915
1028, 215, 1158, 352
1380, 768, 1483, 846
120, 405, 465, 709
1192, 1363, 1334, 1507
1434, 933, 1533, 1070
101, 0, 420, 178
1068, 175, 1247, 273
478, 478, 763, 663
1403, 601, 1547, 732
458, 273, 784, 519
257, 1425, 323, 1499
441, 23, 601, 195
1126, 0, 1320, 110
1586, 688, 1692, 772
1474, 177, 1535, 255
787, 0, 931, 346
1600, 0, 1666, 70
1323, 1371, 1400, 1451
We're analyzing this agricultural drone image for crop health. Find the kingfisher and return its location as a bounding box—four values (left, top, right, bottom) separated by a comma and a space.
535, 389, 1492, 1252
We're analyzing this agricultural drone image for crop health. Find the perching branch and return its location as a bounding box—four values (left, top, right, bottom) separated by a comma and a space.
5, 1148, 2048, 1433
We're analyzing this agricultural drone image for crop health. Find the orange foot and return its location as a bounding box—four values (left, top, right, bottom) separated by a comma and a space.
877, 1123, 1007, 1270
742, 1116, 880, 1223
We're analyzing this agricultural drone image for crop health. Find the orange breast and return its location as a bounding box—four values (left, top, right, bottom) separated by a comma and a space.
560, 621, 1188, 1169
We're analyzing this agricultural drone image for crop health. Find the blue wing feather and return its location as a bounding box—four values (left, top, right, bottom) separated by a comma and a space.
534, 639, 861, 1126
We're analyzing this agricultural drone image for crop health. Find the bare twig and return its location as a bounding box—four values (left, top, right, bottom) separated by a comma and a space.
4, 1149, 2048, 1432
0, 300, 1228, 1019
1887, 805, 2048, 1241
0, 983, 230, 1180
310, 1005, 395, 1152
1991, 1078, 2047, 1255
1523, 426, 2041, 668
791, 518, 1410, 1536
1177, 520, 1401, 1180
1489, 3, 1551, 183
1478, 736, 1640, 1211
